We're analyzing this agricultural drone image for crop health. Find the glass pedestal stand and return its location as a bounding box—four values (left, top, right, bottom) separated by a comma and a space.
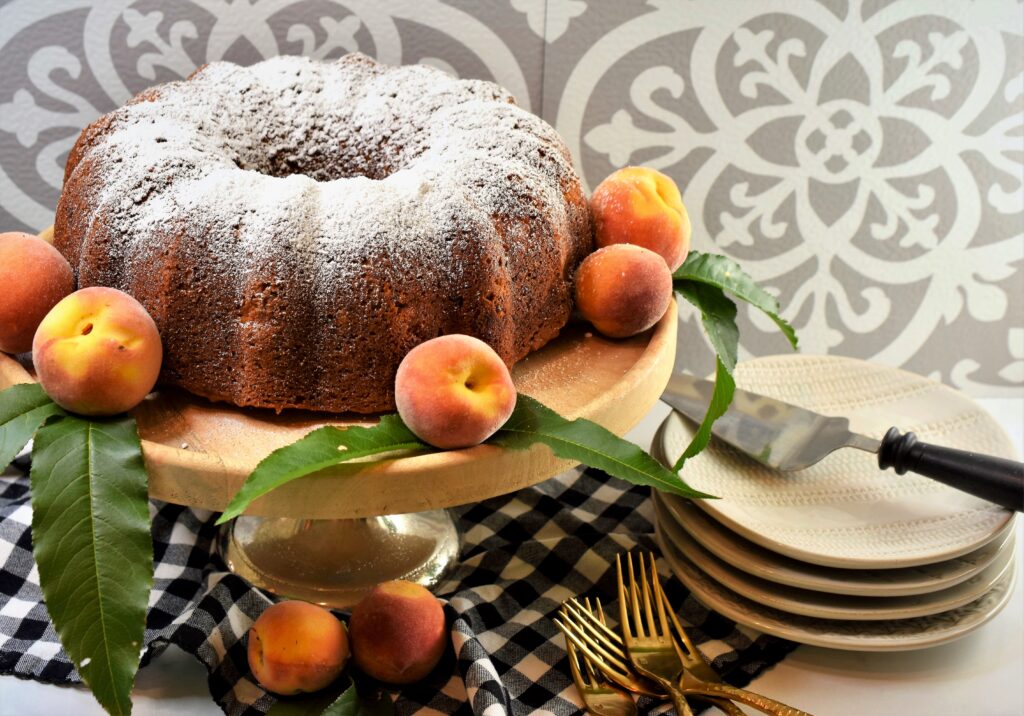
218, 509, 460, 608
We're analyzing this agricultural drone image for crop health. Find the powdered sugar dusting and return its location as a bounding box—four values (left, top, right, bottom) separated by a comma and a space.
77, 54, 575, 304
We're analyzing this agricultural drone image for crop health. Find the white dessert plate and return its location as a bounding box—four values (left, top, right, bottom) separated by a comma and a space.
655, 519, 1018, 651
653, 487, 1014, 597
654, 494, 1015, 621
658, 355, 1017, 569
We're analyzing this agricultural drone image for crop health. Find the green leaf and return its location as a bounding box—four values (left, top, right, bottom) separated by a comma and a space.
671, 358, 735, 472
222, 395, 714, 514
0, 383, 64, 471
266, 678, 393, 716
30, 415, 152, 716
323, 685, 360, 716
217, 415, 429, 524
348, 687, 394, 716
674, 251, 798, 350
491, 394, 713, 499
673, 282, 739, 470
267, 679, 355, 716
672, 252, 800, 469
676, 282, 739, 372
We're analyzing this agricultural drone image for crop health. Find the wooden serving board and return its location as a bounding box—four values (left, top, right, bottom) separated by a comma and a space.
4, 229, 677, 519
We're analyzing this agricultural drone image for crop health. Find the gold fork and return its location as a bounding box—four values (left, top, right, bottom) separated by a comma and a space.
621, 552, 814, 716
644, 557, 726, 684
560, 597, 743, 715
617, 552, 698, 716
558, 598, 663, 697
566, 636, 638, 716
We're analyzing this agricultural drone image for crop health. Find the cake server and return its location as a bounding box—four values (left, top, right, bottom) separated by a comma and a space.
661, 372, 1024, 512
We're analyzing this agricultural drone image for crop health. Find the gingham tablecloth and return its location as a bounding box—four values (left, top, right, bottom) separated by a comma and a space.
1, 450, 797, 715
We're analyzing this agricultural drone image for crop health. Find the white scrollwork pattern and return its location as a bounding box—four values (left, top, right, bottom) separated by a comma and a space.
561, 0, 1023, 395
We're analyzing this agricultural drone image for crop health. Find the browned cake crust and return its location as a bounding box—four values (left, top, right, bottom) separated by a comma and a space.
55, 53, 592, 413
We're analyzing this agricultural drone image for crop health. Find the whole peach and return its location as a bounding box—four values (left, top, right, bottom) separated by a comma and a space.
32, 287, 163, 416
0, 231, 74, 354
349, 580, 448, 685
247, 601, 350, 696
590, 166, 691, 271
574, 244, 673, 338
395, 334, 516, 449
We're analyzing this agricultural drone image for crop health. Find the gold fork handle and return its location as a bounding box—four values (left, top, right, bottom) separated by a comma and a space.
651, 676, 696, 716
700, 696, 746, 716
667, 688, 696, 716
683, 682, 812, 716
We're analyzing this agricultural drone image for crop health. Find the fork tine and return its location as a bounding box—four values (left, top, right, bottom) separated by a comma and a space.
556, 612, 633, 674
616, 554, 634, 638
574, 613, 610, 689
564, 601, 614, 642
649, 552, 672, 639
566, 639, 588, 688
562, 605, 617, 659
557, 618, 601, 665
617, 578, 634, 617
554, 618, 632, 683
614, 553, 638, 643
582, 599, 628, 658
626, 553, 646, 638
589, 597, 636, 664
564, 600, 628, 660
638, 551, 659, 637
649, 554, 699, 658
581, 647, 603, 686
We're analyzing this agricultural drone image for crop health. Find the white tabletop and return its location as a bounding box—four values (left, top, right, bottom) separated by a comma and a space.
1, 397, 1021, 716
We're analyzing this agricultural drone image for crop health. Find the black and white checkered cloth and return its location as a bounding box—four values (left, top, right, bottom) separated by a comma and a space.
1, 450, 796, 715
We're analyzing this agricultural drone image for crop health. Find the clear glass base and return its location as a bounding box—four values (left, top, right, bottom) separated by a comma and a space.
218, 510, 460, 609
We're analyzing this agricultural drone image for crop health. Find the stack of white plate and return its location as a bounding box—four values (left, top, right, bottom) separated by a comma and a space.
650, 355, 1019, 652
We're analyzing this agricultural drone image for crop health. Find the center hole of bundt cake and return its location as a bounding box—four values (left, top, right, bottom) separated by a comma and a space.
232, 140, 399, 182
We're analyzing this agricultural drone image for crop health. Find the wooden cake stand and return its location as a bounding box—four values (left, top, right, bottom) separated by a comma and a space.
3, 235, 677, 605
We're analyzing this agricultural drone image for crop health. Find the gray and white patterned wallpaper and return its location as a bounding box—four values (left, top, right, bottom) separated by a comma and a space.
0, 0, 1020, 396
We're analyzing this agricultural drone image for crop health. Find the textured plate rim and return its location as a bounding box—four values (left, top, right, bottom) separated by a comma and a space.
654, 493, 1016, 621
655, 519, 1018, 651
651, 475, 1015, 597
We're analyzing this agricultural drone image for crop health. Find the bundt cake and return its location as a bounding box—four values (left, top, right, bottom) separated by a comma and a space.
54, 53, 592, 413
